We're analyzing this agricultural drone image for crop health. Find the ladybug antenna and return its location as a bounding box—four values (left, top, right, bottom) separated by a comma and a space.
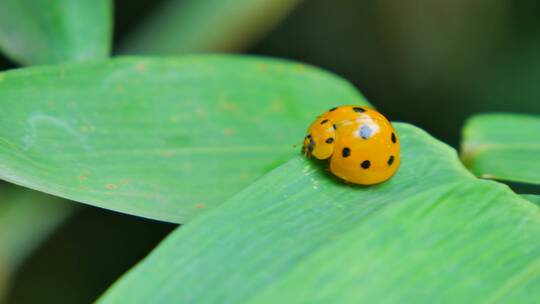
294, 136, 309, 151
292, 141, 304, 149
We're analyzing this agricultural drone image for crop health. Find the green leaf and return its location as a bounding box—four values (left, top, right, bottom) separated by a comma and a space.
119, 0, 301, 54
0, 55, 367, 223
461, 113, 540, 185
0, 187, 73, 301
99, 123, 540, 303
523, 195, 540, 207
0, 0, 112, 65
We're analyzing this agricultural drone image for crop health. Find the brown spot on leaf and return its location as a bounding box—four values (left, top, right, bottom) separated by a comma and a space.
256, 63, 268, 72
195, 107, 207, 118
239, 172, 251, 181
219, 99, 239, 111
135, 63, 147, 72
159, 150, 175, 157
270, 100, 284, 112
223, 128, 235, 136
106, 183, 117, 190
169, 115, 181, 123
80, 125, 95, 133
294, 64, 306, 72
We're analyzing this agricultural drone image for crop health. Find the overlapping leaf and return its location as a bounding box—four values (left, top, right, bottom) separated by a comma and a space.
0, 187, 73, 301
0, 56, 367, 223
461, 113, 540, 185
0, 188, 73, 270
0, 0, 111, 65
99, 123, 540, 303
120, 0, 301, 54
523, 195, 540, 206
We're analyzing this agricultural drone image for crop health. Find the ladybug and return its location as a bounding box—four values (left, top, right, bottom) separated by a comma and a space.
303, 105, 400, 185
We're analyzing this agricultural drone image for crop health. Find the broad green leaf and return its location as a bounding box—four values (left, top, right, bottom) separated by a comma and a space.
461, 113, 540, 185
0, 56, 367, 223
0, 0, 112, 65
99, 123, 540, 303
119, 0, 301, 54
0, 187, 73, 301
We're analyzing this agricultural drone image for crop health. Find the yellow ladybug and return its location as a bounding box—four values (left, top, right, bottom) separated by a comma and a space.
303, 105, 400, 185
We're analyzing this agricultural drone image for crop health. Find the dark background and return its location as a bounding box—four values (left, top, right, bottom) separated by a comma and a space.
3, 0, 540, 302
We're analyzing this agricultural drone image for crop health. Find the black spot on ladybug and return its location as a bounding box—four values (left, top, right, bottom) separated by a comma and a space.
342, 147, 351, 157
333, 124, 337, 130
329, 107, 337, 111
359, 125, 372, 139
388, 155, 394, 166
305, 134, 311, 139
325, 137, 334, 144
391, 133, 397, 143
361, 160, 371, 169
353, 107, 365, 113
320, 119, 328, 125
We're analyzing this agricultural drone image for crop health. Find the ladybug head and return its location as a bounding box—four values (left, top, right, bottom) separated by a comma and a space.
303, 133, 334, 160
303, 134, 315, 156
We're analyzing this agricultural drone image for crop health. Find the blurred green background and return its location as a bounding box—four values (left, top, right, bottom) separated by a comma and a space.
1, 0, 539, 302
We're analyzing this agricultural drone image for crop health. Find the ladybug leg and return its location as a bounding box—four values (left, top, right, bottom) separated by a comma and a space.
302, 146, 311, 158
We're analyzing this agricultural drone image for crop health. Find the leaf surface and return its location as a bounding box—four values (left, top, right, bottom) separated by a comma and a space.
99, 123, 540, 303
0, 0, 111, 65
523, 194, 540, 206
0, 55, 367, 223
462, 113, 540, 185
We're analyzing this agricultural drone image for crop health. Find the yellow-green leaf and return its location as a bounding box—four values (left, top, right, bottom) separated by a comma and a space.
461, 113, 540, 185
0, 0, 112, 65
0, 55, 368, 223
120, 0, 301, 54
523, 194, 540, 206
99, 123, 540, 303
